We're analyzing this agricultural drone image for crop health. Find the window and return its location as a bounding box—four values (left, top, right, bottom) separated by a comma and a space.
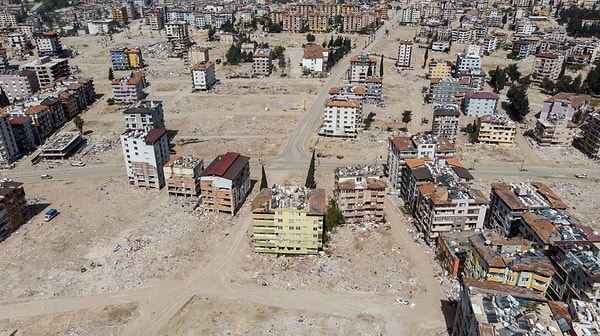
289, 226, 294, 230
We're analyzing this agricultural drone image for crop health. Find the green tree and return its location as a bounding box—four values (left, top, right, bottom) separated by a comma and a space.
367, 65, 373, 77
324, 199, 345, 245
304, 150, 317, 189
402, 110, 412, 128
540, 78, 555, 93
306, 33, 315, 43
585, 64, 600, 95
502, 13, 508, 27
0, 88, 10, 108
423, 48, 429, 69
260, 164, 268, 189
225, 44, 242, 65
505, 63, 521, 83
506, 84, 530, 120
379, 54, 384, 77
108, 67, 114, 81
73, 115, 84, 134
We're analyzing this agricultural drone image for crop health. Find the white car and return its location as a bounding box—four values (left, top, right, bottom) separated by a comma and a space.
396, 298, 409, 305
575, 173, 588, 178
70, 161, 85, 167
1, 178, 12, 182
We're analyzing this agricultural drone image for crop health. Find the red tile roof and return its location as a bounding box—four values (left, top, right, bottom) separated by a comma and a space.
145, 128, 167, 144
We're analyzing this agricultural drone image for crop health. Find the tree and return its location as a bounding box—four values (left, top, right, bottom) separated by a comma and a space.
496, 68, 506, 92
306, 33, 315, 43
225, 44, 242, 65
304, 150, 317, 189
0, 88, 10, 108
505, 63, 521, 83
73, 115, 84, 134
367, 65, 373, 77
506, 84, 530, 120
502, 13, 508, 27
585, 64, 600, 95
379, 54, 384, 77
324, 199, 345, 245
402, 110, 412, 128
422, 48, 429, 69
260, 164, 268, 189
540, 78, 555, 93
108, 67, 114, 81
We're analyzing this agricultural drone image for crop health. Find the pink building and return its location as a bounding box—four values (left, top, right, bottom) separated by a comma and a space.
540, 92, 591, 121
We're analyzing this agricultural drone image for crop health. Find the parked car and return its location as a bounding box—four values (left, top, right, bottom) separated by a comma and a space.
40, 174, 53, 179
70, 160, 85, 167
396, 298, 409, 305
44, 208, 58, 221
1, 178, 12, 182
575, 173, 588, 178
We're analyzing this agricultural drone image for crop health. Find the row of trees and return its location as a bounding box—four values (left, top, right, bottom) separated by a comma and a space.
557, 8, 600, 37
488, 64, 521, 93
326, 36, 352, 70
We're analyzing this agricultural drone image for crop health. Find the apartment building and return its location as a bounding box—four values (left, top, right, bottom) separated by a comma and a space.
252, 48, 272, 77
364, 77, 382, 104
432, 105, 460, 143
386, 134, 455, 192
512, 39, 535, 59
163, 155, 204, 197
21, 105, 53, 139
532, 53, 564, 83
251, 184, 325, 255
328, 86, 365, 101
0, 70, 40, 102
121, 128, 170, 189
396, 40, 413, 68
455, 53, 482, 77
183, 46, 209, 67
123, 100, 165, 131
578, 113, 600, 160
534, 117, 578, 147
487, 182, 568, 237
33, 31, 64, 58
427, 59, 453, 79
147, 8, 165, 30
111, 7, 129, 25
7, 33, 28, 57
409, 159, 489, 242
401, 7, 420, 25
21, 56, 71, 87
166, 21, 190, 51
0, 13, 17, 27
191, 61, 216, 91
549, 241, 600, 302
110, 47, 144, 70
347, 54, 377, 83
301, 44, 328, 73
87, 19, 117, 35
200, 152, 251, 215
452, 278, 560, 336
0, 114, 18, 164
458, 69, 485, 92
40, 96, 67, 129
464, 233, 555, 293
463, 91, 499, 117
540, 92, 591, 121
334, 165, 386, 224
428, 78, 470, 105
0, 182, 29, 241
10, 116, 38, 154
112, 75, 145, 103
318, 97, 362, 138
476, 114, 517, 146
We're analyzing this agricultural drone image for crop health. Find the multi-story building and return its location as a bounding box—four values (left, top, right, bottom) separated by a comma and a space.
534, 117, 578, 147
21, 56, 71, 87
432, 105, 460, 143
476, 114, 516, 146
318, 97, 362, 138
0, 182, 30, 241
334, 165, 386, 224
0, 114, 18, 164
328, 86, 365, 101
532, 53, 564, 83
427, 59, 453, 79
40, 96, 67, 129
183, 46, 209, 67
428, 78, 470, 105
123, 100, 165, 131
165, 21, 190, 51
457, 69, 485, 91
9, 116, 38, 154
578, 113, 600, 160
401, 7, 421, 25
33, 31, 64, 58
540, 92, 591, 121
147, 7, 165, 30
347, 54, 377, 83
7, 33, 28, 57
200, 152, 251, 215
0, 70, 40, 102
120, 128, 170, 189
464, 233, 555, 293
251, 184, 325, 254
409, 158, 489, 242
112, 74, 145, 103
549, 241, 600, 302
387, 134, 455, 192
0, 13, 17, 27
512, 39, 534, 59
87, 19, 117, 35
455, 53, 482, 77
191, 61, 216, 91
364, 77, 382, 104
252, 48, 272, 77
452, 278, 561, 336
487, 182, 568, 237
463, 91, 499, 117
21, 105, 53, 139
301, 44, 328, 73
111, 6, 129, 25
110, 48, 144, 70
396, 40, 413, 68
163, 155, 204, 197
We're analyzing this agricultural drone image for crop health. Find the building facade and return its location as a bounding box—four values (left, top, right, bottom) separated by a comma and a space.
123, 100, 165, 131
476, 115, 516, 146
318, 98, 362, 138
396, 40, 413, 68
0, 182, 29, 241
432, 105, 460, 143
334, 165, 386, 224
112, 75, 145, 103
0, 70, 40, 102
21, 57, 71, 87
463, 91, 499, 117
163, 155, 204, 197
252, 48, 272, 77
200, 152, 251, 215
191, 61, 216, 91
347, 54, 377, 83
121, 128, 170, 189
33, 31, 63, 58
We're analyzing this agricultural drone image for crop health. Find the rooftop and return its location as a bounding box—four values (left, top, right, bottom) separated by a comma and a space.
201, 152, 250, 181
491, 182, 567, 211
251, 184, 326, 215
164, 155, 202, 169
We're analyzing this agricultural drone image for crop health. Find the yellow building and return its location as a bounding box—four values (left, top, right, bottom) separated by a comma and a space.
126, 48, 143, 69
427, 59, 452, 79
476, 114, 517, 146
251, 185, 326, 255
464, 233, 555, 293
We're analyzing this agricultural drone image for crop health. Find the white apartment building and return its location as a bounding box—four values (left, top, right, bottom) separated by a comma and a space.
481, 36, 498, 54
318, 98, 362, 138
302, 44, 328, 73
401, 7, 420, 25
455, 53, 482, 77
165, 21, 190, 51
33, 31, 63, 58
0, 13, 17, 27
396, 40, 413, 68
348, 54, 377, 83
121, 128, 170, 189
123, 100, 165, 131
20, 56, 71, 87
253, 48, 272, 77
191, 61, 216, 91
463, 91, 499, 117
0, 114, 18, 164
515, 19, 536, 35
0, 70, 40, 102
87, 19, 117, 35
432, 105, 460, 143
532, 53, 564, 83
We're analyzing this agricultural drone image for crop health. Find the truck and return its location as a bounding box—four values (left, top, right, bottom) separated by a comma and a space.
44, 208, 58, 221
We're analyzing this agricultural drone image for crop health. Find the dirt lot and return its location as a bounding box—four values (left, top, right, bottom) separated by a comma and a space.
0, 11, 598, 336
